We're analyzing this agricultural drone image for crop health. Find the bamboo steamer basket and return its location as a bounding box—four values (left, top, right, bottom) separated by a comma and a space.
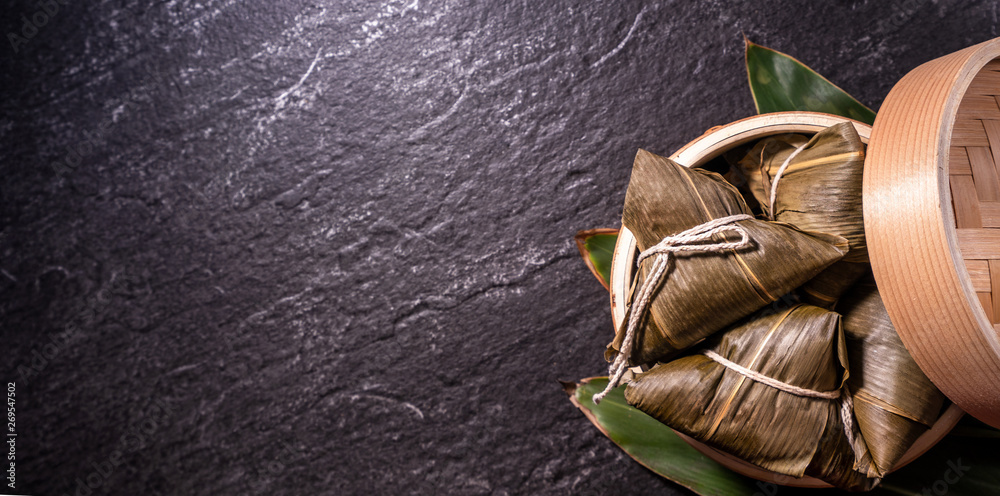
608, 37, 1000, 486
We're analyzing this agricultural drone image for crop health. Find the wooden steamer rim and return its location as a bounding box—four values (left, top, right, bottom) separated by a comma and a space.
608, 112, 965, 488
865, 37, 1000, 429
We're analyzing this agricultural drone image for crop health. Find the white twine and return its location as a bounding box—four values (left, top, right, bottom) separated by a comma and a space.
593, 214, 754, 404
702, 349, 869, 464
767, 142, 810, 221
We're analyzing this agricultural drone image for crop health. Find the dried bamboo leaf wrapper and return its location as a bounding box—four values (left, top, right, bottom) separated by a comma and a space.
837, 277, 946, 477
809, 421, 879, 493
737, 123, 867, 264
625, 305, 878, 491
613, 150, 848, 365
737, 133, 808, 210
625, 149, 752, 241
615, 221, 849, 364
801, 261, 871, 309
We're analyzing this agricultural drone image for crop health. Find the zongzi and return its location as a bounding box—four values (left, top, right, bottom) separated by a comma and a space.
625, 304, 879, 491
837, 276, 947, 477
609, 150, 848, 367
736, 122, 868, 306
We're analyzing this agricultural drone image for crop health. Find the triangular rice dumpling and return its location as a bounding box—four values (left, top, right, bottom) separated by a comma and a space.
837, 276, 946, 477
611, 150, 848, 366
736, 122, 866, 262
736, 123, 868, 305
624, 304, 879, 491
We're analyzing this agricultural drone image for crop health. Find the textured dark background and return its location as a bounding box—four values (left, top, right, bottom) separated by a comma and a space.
1, 1, 997, 494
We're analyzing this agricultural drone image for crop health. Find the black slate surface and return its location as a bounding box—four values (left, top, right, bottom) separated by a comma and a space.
1, 1, 997, 494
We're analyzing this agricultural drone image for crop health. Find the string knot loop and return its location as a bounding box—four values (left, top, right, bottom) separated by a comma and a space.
593, 214, 754, 404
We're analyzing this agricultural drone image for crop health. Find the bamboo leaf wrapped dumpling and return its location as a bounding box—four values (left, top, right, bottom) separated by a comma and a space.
735, 122, 868, 306
736, 122, 866, 261
624, 305, 879, 491
837, 277, 947, 477
608, 150, 848, 368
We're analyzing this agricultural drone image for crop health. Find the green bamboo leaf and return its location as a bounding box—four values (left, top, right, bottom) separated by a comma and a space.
574, 229, 618, 291
564, 377, 760, 496
567, 378, 1000, 495
745, 39, 877, 124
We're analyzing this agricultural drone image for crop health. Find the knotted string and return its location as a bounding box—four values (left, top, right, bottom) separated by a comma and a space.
593, 214, 754, 404
767, 141, 810, 221
702, 349, 870, 464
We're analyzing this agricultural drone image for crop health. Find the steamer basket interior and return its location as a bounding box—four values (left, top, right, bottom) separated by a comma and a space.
949, 58, 1000, 327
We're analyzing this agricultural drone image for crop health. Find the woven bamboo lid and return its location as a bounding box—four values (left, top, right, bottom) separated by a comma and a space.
864, 37, 1000, 428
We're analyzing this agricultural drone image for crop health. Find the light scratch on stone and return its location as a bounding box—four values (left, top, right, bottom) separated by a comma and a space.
0, 268, 17, 282
401, 401, 424, 420
350, 393, 425, 420
487, 53, 557, 88
276, 48, 323, 103
591, 7, 647, 68
407, 88, 467, 141
166, 364, 200, 376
